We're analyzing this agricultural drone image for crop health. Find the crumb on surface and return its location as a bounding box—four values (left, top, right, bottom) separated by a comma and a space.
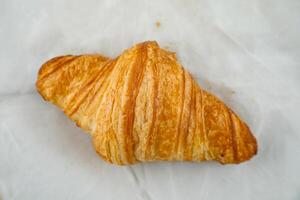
155, 21, 161, 28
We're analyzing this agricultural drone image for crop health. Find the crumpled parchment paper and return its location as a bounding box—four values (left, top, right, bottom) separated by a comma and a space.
1, 0, 300, 199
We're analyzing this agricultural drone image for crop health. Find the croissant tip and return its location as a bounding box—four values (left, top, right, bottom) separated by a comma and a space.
236, 131, 258, 164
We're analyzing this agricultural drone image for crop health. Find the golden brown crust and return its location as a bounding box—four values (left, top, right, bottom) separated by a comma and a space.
36, 41, 257, 165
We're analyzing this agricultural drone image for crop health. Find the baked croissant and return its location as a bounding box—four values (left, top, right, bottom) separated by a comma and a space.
36, 41, 257, 165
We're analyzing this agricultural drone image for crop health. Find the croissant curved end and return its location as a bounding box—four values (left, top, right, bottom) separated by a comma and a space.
218, 117, 258, 164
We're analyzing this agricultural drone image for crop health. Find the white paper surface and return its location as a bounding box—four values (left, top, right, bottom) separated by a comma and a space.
1, 0, 300, 199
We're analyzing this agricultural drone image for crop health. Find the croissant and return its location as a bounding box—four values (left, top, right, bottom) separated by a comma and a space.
36, 41, 257, 165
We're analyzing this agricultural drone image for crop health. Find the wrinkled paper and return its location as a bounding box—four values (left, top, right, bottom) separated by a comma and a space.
1, 0, 300, 199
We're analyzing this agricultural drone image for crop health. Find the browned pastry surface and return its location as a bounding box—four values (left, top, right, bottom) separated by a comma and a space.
36, 41, 257, 165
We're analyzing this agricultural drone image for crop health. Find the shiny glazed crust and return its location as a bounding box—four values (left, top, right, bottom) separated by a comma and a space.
36, 41, 257, 165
